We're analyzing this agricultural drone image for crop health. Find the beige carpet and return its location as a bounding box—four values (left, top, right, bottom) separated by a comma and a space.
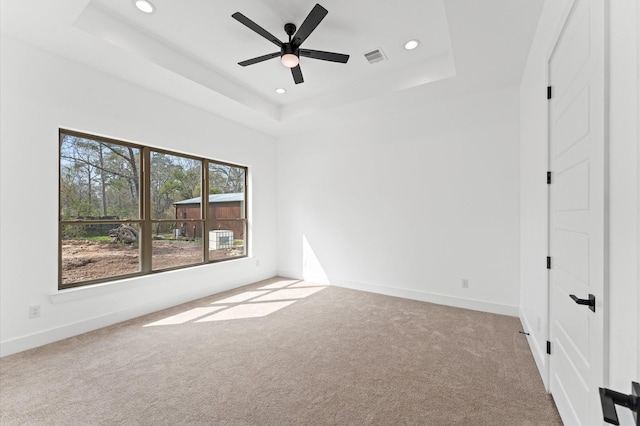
0, 277, 561, 425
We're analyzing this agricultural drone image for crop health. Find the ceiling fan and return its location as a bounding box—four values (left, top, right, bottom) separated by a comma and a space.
232, 3, 349, 84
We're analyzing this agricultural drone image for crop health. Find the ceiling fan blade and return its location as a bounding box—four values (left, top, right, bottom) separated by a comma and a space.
291, 4, 328, 48
238, 52, 281, 67
232, 12, 283, 47
299, 49, 349, 63
291, 65, 304, 84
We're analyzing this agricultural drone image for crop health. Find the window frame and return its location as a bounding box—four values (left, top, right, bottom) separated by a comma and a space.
59, 129, 248, 290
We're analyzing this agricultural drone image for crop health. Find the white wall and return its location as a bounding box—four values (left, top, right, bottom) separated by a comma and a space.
277, 84, 522, 316
520, 0, 639, 411
0, 37, 278, 357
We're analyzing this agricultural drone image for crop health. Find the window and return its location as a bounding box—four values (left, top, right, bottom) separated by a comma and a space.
59, 129, 247, 289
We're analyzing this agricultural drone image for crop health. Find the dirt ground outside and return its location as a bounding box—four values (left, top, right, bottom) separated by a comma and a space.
61, 239, 244, 285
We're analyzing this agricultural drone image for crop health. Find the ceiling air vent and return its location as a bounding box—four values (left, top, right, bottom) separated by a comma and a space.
364, 48, 387, 64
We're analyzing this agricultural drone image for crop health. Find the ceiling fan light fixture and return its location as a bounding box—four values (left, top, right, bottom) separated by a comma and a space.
404, 39, 420, 50
281, 54, 299, 68
134, 0, 155, 14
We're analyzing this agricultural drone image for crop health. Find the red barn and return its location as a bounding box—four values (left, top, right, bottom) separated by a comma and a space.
173, 193, 244, 241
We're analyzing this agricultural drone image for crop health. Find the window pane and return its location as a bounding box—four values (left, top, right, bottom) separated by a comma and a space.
151, 152, 202, 220
152, 222, 203, 270
61, 223, 140, 284
209, 220, 246, 261
208, 162, 246, 262
60, 134, 140, 221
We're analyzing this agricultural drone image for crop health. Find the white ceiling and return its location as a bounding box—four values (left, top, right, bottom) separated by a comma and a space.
1, 0, 544, 136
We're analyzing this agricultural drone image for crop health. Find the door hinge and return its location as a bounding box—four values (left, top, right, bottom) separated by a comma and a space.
547, 171, 552, 184
547, 256, 551, 269
547, 341, 551, 355
547, 86, 552, 99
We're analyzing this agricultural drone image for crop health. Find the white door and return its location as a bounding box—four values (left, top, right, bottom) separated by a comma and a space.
548, 0, 607, 424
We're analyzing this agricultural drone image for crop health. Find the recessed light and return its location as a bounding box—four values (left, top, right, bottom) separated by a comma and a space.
275, 88, 286, 94
134, 0, 155, 14
404, 39, 420, 50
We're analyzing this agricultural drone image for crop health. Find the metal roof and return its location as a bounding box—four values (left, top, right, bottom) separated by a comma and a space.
173, 192, 244, 205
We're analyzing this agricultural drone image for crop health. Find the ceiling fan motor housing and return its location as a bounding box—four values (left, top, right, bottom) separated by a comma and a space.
281, 43, 298, 57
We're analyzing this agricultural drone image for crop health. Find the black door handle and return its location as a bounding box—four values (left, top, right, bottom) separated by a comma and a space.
599, 381, 640, 425
569, 294, 596, 312
600, 388, 620, 425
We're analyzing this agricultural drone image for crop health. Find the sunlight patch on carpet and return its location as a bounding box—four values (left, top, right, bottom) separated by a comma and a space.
143, 280, 328, 327
195, 301, 296, 322
252, 287, 325, 302
143, 306, 227, 327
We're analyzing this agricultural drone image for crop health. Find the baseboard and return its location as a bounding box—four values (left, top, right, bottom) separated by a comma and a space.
333, 279, 519, 316
0, 271, 273, 357
519, 309, 549, 391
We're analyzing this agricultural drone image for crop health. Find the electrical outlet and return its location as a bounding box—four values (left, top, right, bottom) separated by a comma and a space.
29, 305, 41, 319
255, 259, 260, 267
462, 279, 469, 288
